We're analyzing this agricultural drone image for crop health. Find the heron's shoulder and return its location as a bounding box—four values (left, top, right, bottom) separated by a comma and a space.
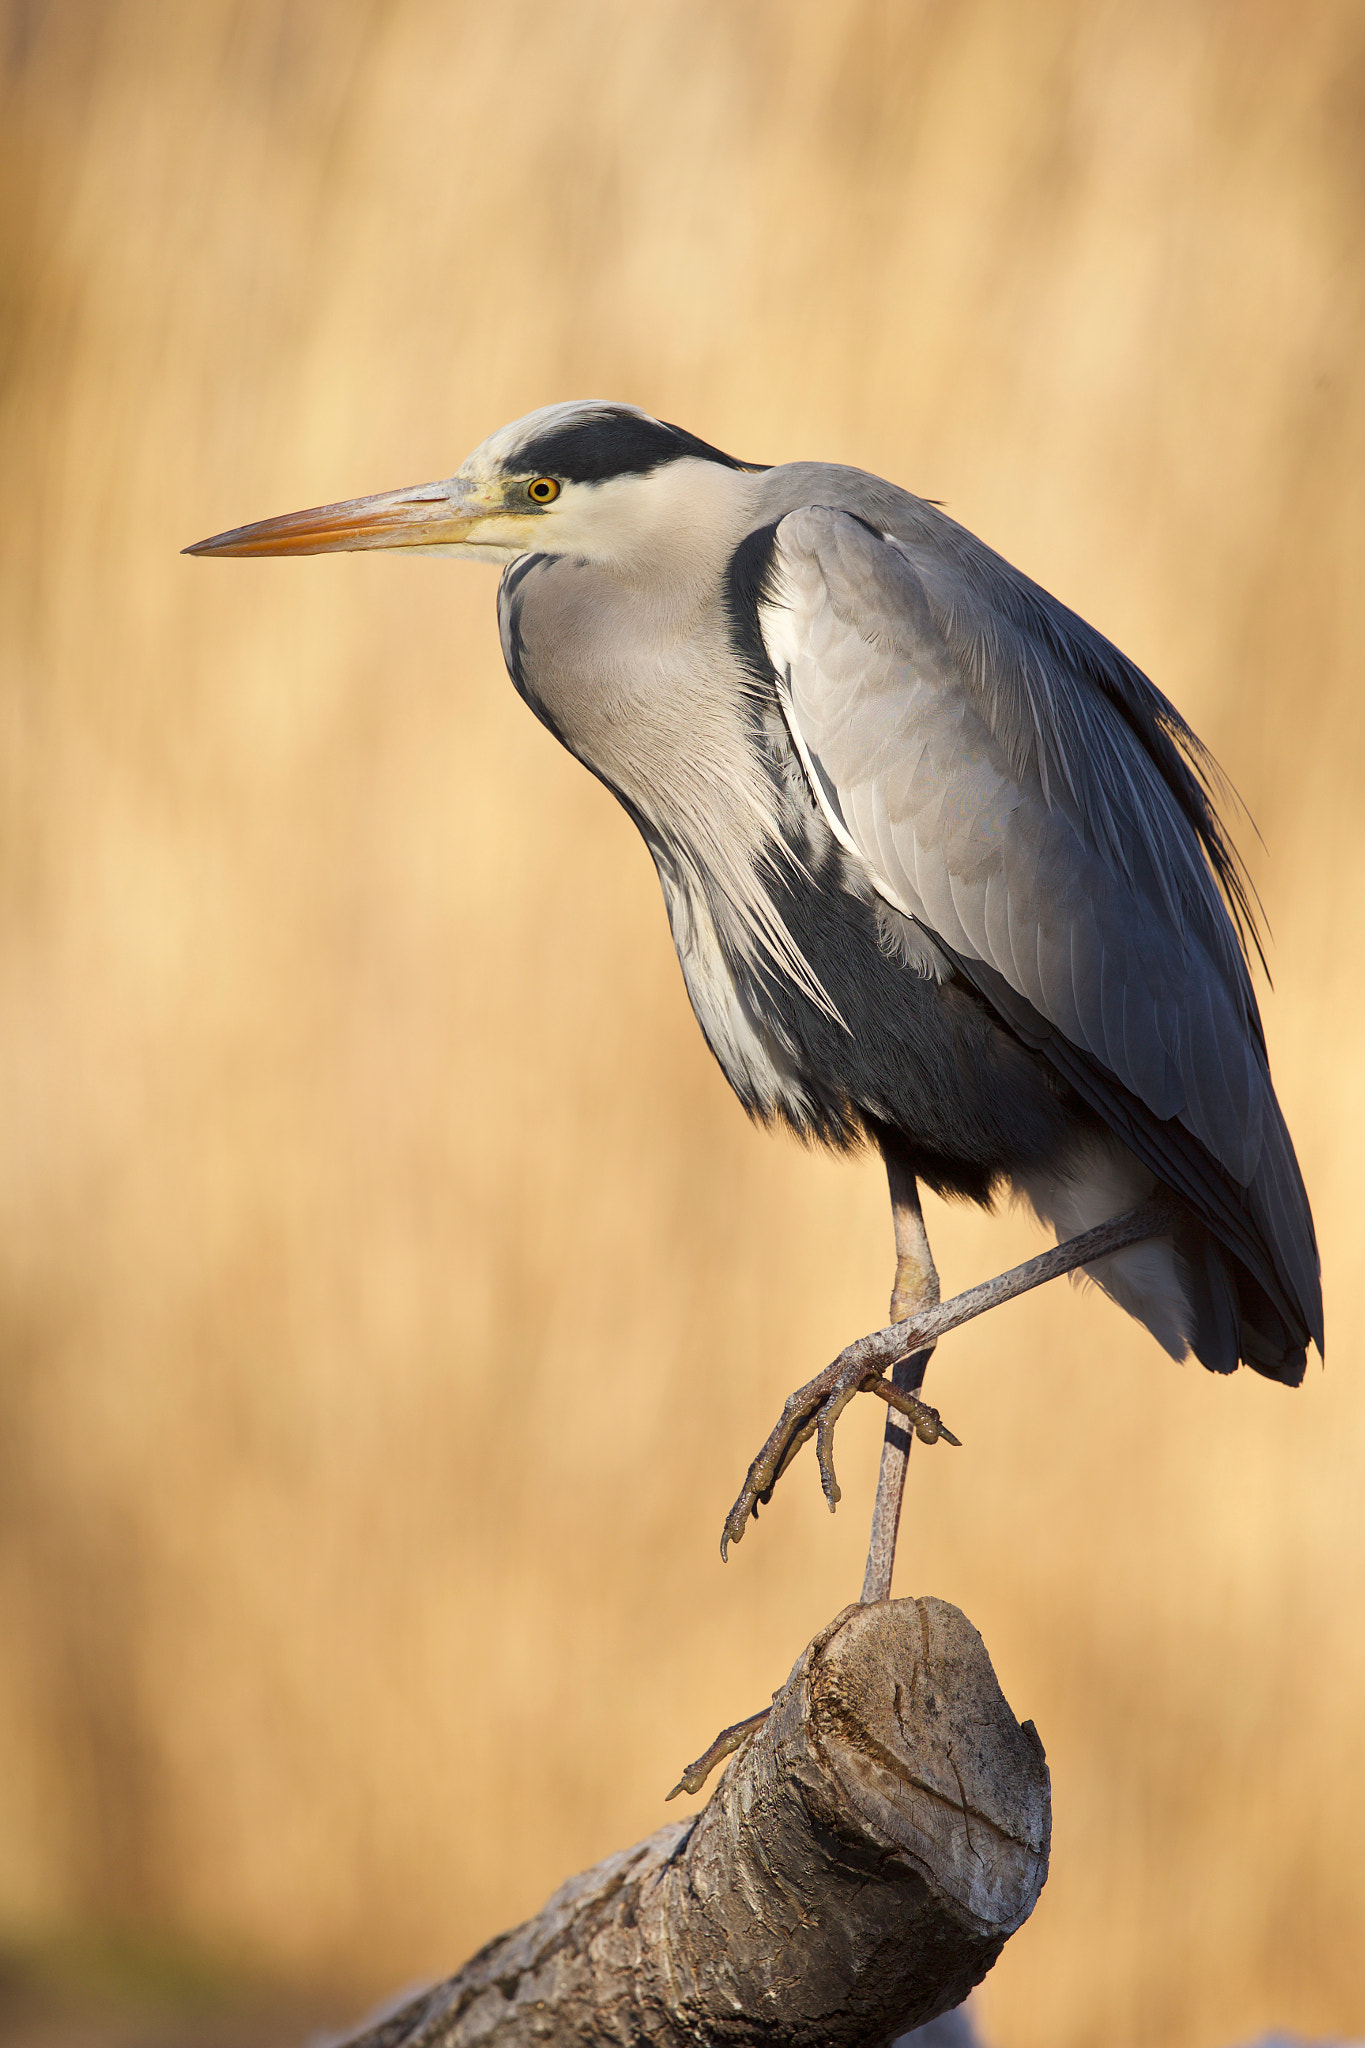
747, 462, 944, 539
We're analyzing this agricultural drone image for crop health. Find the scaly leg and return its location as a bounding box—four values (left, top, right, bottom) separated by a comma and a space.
682, 1195, 1174, 1800
721, 1199, 1173, 1559
667, 1166, 941, 1802
861, 1160, 939, 1604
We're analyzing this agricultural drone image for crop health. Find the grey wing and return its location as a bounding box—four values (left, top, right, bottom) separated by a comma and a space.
759, 504, 1320, 1339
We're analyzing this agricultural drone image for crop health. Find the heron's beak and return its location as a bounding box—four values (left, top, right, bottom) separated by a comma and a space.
183, 478, 495, 558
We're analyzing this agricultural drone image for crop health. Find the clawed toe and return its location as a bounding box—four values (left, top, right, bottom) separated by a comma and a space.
666, 1706, 770, 1799
719, 1203, 1171, 1568
865, 1378, 961, 1447
814, 1372, 957, 1511
720, 1317, 958, 1560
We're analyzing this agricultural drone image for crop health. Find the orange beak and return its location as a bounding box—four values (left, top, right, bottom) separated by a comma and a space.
183, 478, 488, 558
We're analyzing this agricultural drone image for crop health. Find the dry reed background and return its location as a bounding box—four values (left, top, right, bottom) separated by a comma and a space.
0, 3, 1362, 2044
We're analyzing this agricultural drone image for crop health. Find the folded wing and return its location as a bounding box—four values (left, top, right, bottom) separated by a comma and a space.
759, 504, 1321, 1362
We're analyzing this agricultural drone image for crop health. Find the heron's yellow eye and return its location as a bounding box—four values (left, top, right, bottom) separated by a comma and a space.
527, 477, 560, 504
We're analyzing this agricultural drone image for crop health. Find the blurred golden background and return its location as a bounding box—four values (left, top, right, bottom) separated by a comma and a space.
0, 3, 1361, 2045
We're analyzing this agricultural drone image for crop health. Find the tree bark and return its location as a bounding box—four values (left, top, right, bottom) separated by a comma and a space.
339, 1598, 1049, 2048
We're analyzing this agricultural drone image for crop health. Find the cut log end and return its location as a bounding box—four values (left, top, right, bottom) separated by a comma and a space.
337, 1597, 1049, 2048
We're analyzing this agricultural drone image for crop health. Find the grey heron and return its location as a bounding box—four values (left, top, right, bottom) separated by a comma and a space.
187, 401, 1323, 1581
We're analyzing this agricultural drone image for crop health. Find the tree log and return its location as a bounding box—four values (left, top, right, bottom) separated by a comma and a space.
339, 1598, 1049, 2048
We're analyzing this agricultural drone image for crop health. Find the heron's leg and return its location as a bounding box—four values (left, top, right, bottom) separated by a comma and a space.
861, 1164, 940, 1604
887, 1161, 941, 1328
720, 1199, 1173, 1559
673, 1173, 943, 1801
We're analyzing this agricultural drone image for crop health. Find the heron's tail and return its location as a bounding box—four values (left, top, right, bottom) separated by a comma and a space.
1016, 1125, 1322, 1383
1172, 1093, 1321, 1384
1171, 1213, 1309, 1383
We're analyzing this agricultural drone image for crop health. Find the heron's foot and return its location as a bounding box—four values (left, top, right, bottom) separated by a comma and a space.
720, 1326, 960, 1560
665, 1706, 770, 1800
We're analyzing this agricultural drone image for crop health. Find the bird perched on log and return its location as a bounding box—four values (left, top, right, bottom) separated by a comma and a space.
188, 401, 1322, 1556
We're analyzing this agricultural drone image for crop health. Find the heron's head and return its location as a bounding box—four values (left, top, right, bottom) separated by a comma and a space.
184, 402, 762, 568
